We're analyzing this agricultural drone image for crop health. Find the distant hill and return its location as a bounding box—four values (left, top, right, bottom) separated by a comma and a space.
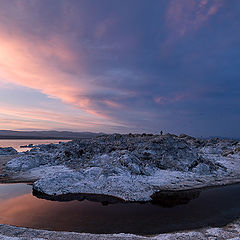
200, 136, 240, 141
0, 130, 104, 139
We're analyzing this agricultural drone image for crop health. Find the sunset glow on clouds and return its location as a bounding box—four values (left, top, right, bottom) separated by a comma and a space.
0, 0, 239, 136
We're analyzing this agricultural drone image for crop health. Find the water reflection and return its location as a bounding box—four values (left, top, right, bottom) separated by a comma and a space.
0, 139, 69, 152
0, 183, 240, 235
33, 188, 201, 207
150, 189, 201, 207
33, 189, 125, 205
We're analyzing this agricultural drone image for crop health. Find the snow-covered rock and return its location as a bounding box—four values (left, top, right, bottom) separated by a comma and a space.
5, 154, 51, 172
0, 147, 17, 155
0, 234, 44, 240
4, 134, 240, 201
33, 167, 195, 201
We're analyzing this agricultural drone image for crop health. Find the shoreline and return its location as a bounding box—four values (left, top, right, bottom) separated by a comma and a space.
1, 175, 240, 201
0, 219, 239, 240
3, 165, 240, 202
1, 180, 240, 238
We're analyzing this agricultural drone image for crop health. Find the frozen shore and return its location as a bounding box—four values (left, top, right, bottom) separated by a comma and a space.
2, 133, 240, 201
0, 219, 240, 240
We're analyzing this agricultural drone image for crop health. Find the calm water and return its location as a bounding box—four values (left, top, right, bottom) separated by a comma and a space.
0, 183, 239, 235
0, 139, 69, 152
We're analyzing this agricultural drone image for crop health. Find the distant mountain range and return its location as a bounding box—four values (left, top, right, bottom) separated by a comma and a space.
0, 130, 104, 139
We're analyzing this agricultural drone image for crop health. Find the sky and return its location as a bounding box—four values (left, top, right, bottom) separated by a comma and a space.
0, 0, 239, 137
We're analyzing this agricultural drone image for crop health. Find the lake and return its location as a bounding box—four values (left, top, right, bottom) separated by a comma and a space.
0, 183, 239, 235
0, 139, 70, 152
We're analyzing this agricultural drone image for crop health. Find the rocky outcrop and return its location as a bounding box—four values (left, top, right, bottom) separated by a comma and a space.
0, 147, 18, 155
3, 134, 240, 201
6, 154, 52, 172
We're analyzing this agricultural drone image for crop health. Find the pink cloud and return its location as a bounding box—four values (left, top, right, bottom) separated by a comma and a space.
162, 0, 223, 55
103, 100, 123, 109
0, 23, 125, 123
0, 103, 124, 131
166, 0, 223, 35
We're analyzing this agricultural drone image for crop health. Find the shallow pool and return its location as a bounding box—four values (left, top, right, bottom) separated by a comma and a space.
0, 183, 239, 235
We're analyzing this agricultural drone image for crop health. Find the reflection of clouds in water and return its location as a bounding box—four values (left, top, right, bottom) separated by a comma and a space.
0, 187, 92, 228
0, 192, 64, 225
0, 183, 239, 234
0, 184, 31, 200
0, 194, 32, 217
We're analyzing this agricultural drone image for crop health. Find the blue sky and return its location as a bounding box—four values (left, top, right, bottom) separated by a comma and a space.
0, 0, 239, 137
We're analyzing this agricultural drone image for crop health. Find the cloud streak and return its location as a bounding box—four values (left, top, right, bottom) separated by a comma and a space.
0, 19, 133, 123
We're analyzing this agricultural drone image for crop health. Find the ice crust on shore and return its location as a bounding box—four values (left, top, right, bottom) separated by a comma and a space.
0, 147, 18, 155
0, 219, 240, 239
0, 235, 44, 240
4, 134, 240, 201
